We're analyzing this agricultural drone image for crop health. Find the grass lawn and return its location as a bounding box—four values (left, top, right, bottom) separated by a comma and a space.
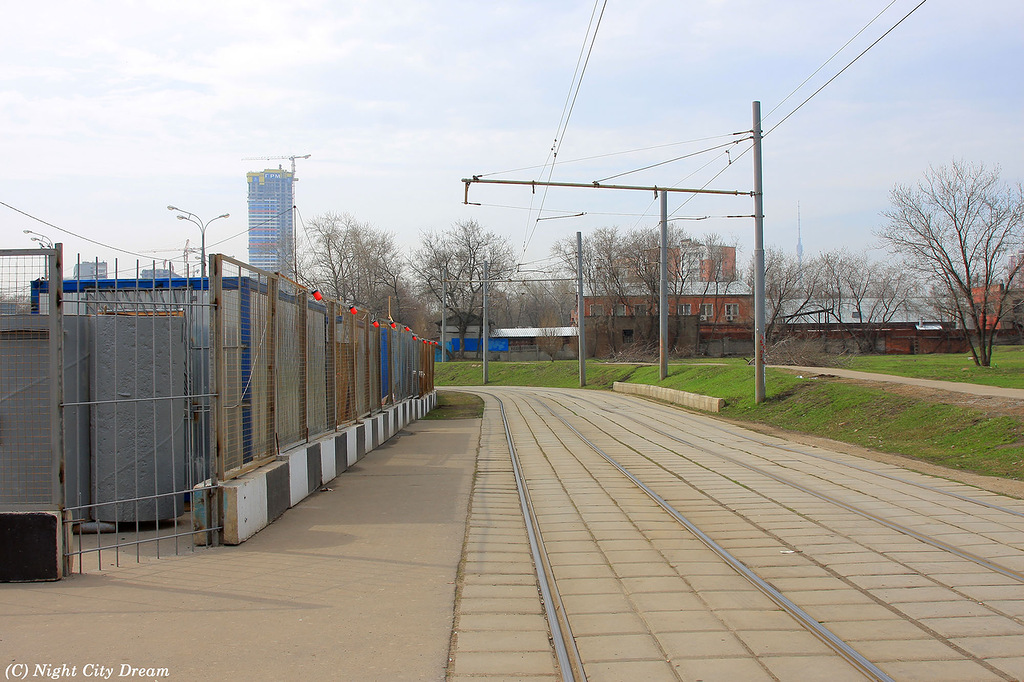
435, 359, 1024, 481
845, 346, 1024, 389
420, 390, 484, 420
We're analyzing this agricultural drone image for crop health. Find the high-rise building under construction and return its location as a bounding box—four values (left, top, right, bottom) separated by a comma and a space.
247, 168, 294, 272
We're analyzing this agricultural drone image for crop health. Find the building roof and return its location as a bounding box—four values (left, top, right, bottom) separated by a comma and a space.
491, 326, 578, 338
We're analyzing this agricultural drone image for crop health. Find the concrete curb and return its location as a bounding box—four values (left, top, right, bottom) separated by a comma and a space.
198, 391, 437, 545
612, 381, 724, 412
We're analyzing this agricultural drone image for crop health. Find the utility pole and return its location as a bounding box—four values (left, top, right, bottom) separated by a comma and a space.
752, 101, 767, 404
440, 267, 447, 363
577, 231, 586, 387
659, 190, 669, 380
482, 256, 489, 384
461, 108, 767, 401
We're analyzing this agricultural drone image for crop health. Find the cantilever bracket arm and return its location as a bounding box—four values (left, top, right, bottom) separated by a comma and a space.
460, 176, 753, 204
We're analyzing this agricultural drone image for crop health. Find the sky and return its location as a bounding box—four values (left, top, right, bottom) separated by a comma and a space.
1, 0, 1021, 279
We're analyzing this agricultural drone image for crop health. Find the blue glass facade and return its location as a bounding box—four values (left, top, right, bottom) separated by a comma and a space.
247, 169, 295, 273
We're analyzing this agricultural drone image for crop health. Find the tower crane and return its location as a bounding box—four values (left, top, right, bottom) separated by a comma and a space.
241, 153, 311, 175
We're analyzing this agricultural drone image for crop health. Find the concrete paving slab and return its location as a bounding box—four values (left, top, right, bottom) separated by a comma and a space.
1, 420, 479, 681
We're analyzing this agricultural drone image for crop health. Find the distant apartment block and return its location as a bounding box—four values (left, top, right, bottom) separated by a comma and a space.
247, 168, 295, 273
72, 261, 108, 279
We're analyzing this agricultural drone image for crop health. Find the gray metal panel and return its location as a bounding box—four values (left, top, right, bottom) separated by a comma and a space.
91, 316, 186, 522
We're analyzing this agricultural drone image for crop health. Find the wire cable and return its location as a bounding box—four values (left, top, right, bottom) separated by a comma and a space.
764, 0, 901, 121
476, 132, 747, 179
206, 206, 295, 248
2, 200, 152, 259
765, 0, 930, 137
523, 0, 609, 259
594, 137, 752, 184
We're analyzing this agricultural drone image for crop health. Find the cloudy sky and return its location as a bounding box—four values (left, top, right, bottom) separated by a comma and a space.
1, 0, 1021, 277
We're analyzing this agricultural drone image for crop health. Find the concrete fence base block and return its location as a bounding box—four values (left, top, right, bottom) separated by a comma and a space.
0, 511, 64, 582
612, 382, 724, 412
211, 393, 435, 546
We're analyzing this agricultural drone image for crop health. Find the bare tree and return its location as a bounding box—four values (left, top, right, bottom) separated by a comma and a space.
877, 160, 1024, 366
297, 212, 410, 319
410, 219, 515, 357
758, 246, 818, 342
553, 227, 632, 354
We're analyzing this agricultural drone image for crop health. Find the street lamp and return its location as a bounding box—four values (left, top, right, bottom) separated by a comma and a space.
167, 206, 229, 280
23, 229, 54, 249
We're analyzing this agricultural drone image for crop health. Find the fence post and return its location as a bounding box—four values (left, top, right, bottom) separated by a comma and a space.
208, 254, 224, 545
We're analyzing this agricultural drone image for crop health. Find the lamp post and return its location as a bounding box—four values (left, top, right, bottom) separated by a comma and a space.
167, 206, 229, 280
23, 229, 54, 249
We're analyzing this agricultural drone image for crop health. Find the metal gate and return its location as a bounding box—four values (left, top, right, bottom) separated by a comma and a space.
58, 258, 216, 571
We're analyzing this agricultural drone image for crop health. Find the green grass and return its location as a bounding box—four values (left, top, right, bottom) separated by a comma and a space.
436, 360, 640, 389
420, 390, 484, 420
845, 346, 1024, 389
435, 359, 1024, 481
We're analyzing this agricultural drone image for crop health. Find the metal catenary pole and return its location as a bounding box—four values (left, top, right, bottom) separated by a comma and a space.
462, 113, 764, 399
440, 267, 447, 363
577, 231, 586, 388
752, 101, 767, 404
659, 190, 669, 380
482, 257, 489, 384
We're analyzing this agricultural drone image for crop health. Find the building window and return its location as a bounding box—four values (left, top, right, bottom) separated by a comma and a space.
679, 303, 691, 315
700, 304, 714, 321
615, 304, 627, 317
590, 304, 604, 317
622, 329, 634, 344
725, 304, 739, 322
634, 305, 647, 317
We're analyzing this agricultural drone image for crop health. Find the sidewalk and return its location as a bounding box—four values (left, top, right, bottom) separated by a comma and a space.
774, 365, 1024, 400
0, 419, 481, 682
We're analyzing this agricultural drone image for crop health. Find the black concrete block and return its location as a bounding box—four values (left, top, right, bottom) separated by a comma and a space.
266, 464, 290, 521
307, 443, 322, 493
0, 513, 60, 582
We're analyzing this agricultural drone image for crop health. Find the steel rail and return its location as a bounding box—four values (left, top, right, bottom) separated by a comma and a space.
647, 420, 1024, 583
559, 391, 1024, 583
495, 397, 585, 682
533, 397, 894, 682
606, 391, 1024, 520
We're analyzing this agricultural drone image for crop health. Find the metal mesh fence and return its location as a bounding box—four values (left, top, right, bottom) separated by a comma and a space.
275, 277, 307, 450
0, 247, 62, 510
210, 256, 434, 482
59, 258, 217, 571
212, 257, 276, 478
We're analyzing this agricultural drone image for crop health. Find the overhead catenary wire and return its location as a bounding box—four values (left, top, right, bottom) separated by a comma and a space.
764, 0, 930, 137
472, 201, 748, 221
522, 0, 609, 260
476, 132, 749, 179
594, 136, 752, 184
475, 0, 929, 263
763, 0, 901, 121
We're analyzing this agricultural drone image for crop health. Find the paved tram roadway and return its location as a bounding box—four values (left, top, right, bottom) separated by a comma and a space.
447, 386, 1024, 682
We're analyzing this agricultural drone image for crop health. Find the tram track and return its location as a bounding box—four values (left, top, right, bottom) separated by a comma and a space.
570, 388, 1024, 520
465, 386, 1024, 681
548, 389, 1024, 586
491, 390, 897, 681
